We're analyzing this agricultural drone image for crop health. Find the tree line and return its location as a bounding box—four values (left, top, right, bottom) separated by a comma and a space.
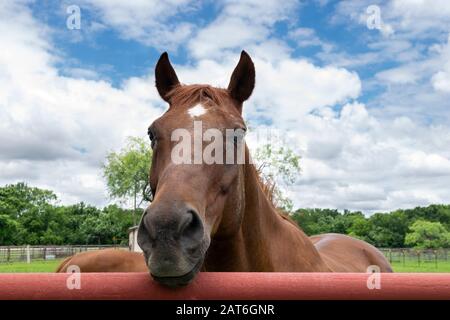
0, 183, 133, 245
292, 207, 449, 248
0, 182, 449, 248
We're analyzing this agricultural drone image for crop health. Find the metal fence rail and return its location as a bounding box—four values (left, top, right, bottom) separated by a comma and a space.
0, 245, 128, 263
1, 273, 450, 300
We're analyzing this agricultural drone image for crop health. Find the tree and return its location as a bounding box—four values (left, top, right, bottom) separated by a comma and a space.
103, 137, 152, 225
367, 210, 409, 247
79, 205, 134, 245
0, 183, 59, 245
405, 220, 450, 249
0, 182, 57, 218
55, 202, 101, 244
253, 143, 301, 212
346, 214, 371, 242
0, 214, 21, 245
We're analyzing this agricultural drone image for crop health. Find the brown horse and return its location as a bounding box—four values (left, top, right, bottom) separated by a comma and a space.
133, 51, 392, 287
56, 249, 147, 272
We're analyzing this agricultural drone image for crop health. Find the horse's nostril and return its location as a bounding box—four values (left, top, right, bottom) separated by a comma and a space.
143, 213, 156, 241
180, 209, 203, 241
178, 211, 194, 234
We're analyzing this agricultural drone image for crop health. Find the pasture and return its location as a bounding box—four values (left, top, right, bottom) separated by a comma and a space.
390, 260, 450, 273
0, 259, 63, 273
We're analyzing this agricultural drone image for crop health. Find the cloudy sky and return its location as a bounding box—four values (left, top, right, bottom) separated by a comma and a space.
1, 0, 450, 214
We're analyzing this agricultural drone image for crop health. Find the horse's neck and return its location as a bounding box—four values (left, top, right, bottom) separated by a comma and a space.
204, 163, 329, 272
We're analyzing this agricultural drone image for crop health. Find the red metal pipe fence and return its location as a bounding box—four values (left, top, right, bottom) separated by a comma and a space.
0, 273, 449, 300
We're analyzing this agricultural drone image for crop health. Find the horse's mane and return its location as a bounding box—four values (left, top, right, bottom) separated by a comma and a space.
167, 84, 297, 226
256, 168, 298, 227
166, 84, 229, 108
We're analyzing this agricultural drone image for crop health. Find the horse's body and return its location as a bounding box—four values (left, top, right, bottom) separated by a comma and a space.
56, 228, 391, 274
311, 233, 392, 272
57, 51, 392, 281
55, 249, 147, 272
200, 161, 392, 273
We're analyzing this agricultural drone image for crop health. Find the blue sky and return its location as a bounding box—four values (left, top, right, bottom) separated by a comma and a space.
33, 1, 395, 90
32, 0, 448, 117
1, 0, 450, 213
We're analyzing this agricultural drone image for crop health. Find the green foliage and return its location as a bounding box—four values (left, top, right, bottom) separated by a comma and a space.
253, 143, 301, 212
103, 136, 152, 224
103, 136, 152, 207
291, 206, 450, 248
254, 144, 301, 185
0, 214, 21, 244
366, 211, 410, 247
0, 182, 57, 219
78, 205, 134, 245
405, 220, 450, 249
0, 183, 134, 245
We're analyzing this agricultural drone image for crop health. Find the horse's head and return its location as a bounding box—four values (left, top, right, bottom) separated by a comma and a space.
137, 51, 255, 286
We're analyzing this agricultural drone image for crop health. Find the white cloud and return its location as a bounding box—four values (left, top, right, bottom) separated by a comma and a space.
247, 59, 361, 125
430, 35, 450, 93
288, 28, 333, 52
432, 71, 450, 93
81, 0, 198, 50
188, 0, 298, 59
334, 0, 450, 39
284, 102, 450, 213
0, 2, 162, 206
388, 0, 450, 36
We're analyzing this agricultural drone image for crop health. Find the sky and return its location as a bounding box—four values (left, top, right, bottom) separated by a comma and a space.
1, 0, 450, 214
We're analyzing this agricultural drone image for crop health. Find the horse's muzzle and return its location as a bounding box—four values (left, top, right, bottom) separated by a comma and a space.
137, 202, 209, 286
151, 258, 204, 287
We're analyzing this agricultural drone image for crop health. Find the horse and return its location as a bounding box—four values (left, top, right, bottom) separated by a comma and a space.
134, 51, 392, 287
55, 249, 147, 272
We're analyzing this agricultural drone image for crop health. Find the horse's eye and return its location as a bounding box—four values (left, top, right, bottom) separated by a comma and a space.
148, 130, 154, 141
233, 127, 246, 145
148, 128, 157, 148
235, 126, 247, 134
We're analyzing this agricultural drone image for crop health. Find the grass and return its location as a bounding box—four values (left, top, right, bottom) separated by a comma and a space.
0, 259, 449, 273
0, 259, 64, 273
390, 260, 450, 273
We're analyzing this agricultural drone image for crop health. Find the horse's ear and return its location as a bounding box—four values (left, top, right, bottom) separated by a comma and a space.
227, 50, 255, 103
155, 52, 180, 103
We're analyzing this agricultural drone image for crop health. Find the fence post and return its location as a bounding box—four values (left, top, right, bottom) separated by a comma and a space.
7, 247, 10, 263
402, 250, 405, 266
435, 250, 438, 269
26, 245, 31, 264
417, 251, 421, 267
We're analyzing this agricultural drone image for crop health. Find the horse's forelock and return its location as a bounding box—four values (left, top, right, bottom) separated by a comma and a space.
166, 84, 230, 108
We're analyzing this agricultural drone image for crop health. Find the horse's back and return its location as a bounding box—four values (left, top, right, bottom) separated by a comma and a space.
55, 248, 147, 272
310, 233, 393, 272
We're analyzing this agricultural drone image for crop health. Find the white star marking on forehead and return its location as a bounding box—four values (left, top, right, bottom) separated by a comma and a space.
187, 103, 207, 118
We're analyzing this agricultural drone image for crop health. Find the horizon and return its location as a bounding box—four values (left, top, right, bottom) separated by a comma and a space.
3, 180, 450, 217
